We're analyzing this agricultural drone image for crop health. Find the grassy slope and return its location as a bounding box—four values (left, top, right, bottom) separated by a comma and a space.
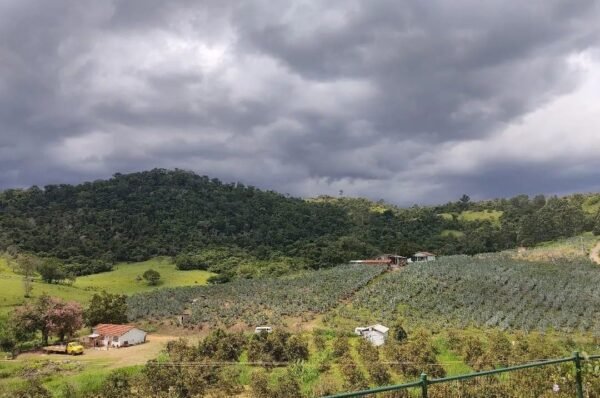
458, 210, 503, 224
0, 257, 213, 314
438, 210, 503, 226
582, 194, 600, 214
74, 257, 214, 295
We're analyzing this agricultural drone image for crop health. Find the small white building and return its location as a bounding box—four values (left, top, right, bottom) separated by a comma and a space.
412, 251, 436, 262
254, 326, 273, 334
355, 324, 389, 346
91, 324, 147, 348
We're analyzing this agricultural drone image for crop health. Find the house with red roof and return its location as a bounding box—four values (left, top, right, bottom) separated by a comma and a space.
90, 324, 147, 348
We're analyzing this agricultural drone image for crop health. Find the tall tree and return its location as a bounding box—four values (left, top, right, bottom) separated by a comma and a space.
84, 291, 128, 327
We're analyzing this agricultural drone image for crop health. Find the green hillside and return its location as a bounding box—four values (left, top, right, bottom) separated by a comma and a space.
0, 169, 598, 278
0, 257, 212, 313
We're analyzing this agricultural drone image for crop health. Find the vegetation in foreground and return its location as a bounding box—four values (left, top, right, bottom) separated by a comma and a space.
3, 326, 599, 397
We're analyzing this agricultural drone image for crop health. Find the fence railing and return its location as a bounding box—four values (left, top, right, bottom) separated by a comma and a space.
325, 351, 600, 397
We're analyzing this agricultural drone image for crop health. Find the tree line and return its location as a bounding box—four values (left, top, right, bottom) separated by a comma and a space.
0, 169, 598, 277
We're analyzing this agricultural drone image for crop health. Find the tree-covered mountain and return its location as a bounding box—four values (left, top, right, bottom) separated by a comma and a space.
0, 169, 598, 276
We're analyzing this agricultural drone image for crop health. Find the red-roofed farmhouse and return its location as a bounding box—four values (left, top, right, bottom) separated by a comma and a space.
91, 324, 147, 348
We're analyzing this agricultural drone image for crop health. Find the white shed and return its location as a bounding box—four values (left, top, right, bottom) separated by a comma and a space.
92, 324, 147, 348
412, 252, 436, 262
355, 324, 389, 346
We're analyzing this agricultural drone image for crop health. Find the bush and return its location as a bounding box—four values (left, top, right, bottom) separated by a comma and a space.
142, 269, 161, 286
174, 254, 209, 271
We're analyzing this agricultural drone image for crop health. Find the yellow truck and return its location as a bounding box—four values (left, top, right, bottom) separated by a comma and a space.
43, 342, 84, 355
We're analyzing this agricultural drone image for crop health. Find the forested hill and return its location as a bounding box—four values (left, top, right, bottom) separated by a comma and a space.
0, 169, 599, 275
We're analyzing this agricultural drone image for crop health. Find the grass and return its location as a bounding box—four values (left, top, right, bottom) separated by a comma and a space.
0, 358, 142, 397
0, 258, 91, 314
0, 257, 214, 314
458, 210, 503, 224
440, 229, 465, 238
74, 257, 214, 295
582, 194, 600, 214
514, 233, 598, 262
438, 210, 503, 225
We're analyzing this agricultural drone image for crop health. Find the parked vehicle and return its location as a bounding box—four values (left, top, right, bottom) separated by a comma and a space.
42, 342, 84, 355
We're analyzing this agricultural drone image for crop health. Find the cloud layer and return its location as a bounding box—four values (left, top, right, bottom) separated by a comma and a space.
1, 0, 599, 204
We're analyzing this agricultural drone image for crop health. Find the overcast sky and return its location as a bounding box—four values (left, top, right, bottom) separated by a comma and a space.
1, 1, 599, 205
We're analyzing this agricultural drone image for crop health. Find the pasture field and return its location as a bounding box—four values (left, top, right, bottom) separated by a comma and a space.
0, 257, 213, 313
0, 258, 91, 313
74, 257, 214, 294
457, 209, 503, 224
437, 209, 503, 225
582, 194, 600, 214
513, 232, 598, 262
440, 229, 465, 238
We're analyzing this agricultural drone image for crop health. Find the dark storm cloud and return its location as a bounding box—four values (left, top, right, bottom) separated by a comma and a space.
0, 0, 599, 204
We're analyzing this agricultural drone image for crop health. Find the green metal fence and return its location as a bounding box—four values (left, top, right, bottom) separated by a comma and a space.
325, 352, 600, 397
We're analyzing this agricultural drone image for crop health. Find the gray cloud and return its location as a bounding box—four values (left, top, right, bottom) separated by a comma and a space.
1, 0, 599, 204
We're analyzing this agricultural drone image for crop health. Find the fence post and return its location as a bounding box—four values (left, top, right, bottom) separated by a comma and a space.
574, 351, 584, 398
420, 373, 428, 398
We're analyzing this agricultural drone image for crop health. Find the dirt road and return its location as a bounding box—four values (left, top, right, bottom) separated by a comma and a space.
17, 334, 180, 368
591, 241, 600, 265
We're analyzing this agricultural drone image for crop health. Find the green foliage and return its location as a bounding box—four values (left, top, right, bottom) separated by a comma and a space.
173, 253, 208, 271
13, 378, 51, 398
84, 291, 128, 327
0, 314, 18, 357
99, 369, 132, 398
141, 269, 160, 286
247, 330, 309, 363
392, 321, 408, 342
332, 335, 350, 358
385, 329, 446, 379
341, 360, 369, 391
197, 329, 246, 361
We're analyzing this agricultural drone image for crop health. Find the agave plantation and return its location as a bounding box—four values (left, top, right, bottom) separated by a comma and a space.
127, 264, 386, 327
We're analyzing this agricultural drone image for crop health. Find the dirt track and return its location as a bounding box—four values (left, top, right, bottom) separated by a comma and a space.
591, 241, 600, 265
17, 334, 180, 368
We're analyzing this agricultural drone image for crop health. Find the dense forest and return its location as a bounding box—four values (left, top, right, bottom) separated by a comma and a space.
0, 169, 598, 277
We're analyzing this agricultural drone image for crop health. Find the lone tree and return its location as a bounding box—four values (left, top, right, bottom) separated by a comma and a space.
142, 269, 161, 286
37, 258, 67, 284
13, 254, 40, 298
84, 291, 128, 327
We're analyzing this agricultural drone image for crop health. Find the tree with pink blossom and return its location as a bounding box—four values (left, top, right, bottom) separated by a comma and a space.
12, 294, 83, 345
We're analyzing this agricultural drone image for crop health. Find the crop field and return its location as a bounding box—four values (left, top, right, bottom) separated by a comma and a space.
127, 264, 386, 327
348, 254, 600, 333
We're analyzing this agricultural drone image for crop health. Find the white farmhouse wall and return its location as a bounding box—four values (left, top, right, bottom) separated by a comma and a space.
117, 328, 146, 347
364, 330, 386, 346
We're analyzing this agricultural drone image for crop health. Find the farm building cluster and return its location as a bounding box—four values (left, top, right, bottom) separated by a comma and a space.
84, 324, 147, 348
350, 252, 436, 269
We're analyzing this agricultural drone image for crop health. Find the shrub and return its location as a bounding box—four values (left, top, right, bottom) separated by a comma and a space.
142, 269, 161, 286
